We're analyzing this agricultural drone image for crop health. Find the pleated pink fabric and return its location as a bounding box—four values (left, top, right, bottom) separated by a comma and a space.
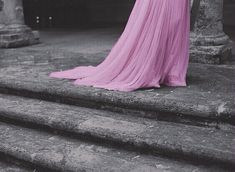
49, 0, 190, 92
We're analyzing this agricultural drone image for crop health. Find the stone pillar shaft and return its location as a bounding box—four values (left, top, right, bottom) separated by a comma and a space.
0, 0, 3, 11
190, 0, 233, 64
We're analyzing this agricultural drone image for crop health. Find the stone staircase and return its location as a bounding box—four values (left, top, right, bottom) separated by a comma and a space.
0, 61, 234, 171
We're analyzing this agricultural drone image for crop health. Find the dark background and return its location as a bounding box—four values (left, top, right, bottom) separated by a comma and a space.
22, 0, 235, 42
22, 0, 134, 29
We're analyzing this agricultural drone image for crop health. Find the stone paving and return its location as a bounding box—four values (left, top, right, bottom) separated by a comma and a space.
0, 160, 32, 172
0, 28, 234, 124
0, 28, 234, 171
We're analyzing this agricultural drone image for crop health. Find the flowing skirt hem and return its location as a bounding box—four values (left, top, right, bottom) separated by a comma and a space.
49, 74, 186, 92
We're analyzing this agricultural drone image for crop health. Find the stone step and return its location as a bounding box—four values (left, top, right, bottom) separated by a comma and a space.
0, 65, 234, 126
0, 160, 33, 172
0, 94, 234, 168
0, 121, 231, 172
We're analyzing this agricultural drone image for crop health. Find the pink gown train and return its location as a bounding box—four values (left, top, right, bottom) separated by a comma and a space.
49, 0, 190, 92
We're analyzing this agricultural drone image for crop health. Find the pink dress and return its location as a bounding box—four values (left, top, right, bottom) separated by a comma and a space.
49, 0, 190, 92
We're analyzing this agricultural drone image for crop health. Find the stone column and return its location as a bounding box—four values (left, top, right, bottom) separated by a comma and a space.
190, 0, 233, 64
0, 0, 4, 30
0, 0, 39, 48
0, 0, 3, 11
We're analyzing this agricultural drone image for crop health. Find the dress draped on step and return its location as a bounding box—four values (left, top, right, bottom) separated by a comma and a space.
49, 0, 190, 92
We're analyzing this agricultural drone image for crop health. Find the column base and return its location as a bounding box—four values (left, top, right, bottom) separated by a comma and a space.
0, 24, 39, 48
190, 41, 233, 64
190, 32, 233, 64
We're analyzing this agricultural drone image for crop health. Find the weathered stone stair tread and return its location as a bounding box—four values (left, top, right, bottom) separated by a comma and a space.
0, 160, 32, 172
0, 94, 234, 167
0, 65, 234, 125
0, 122, 225, 172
